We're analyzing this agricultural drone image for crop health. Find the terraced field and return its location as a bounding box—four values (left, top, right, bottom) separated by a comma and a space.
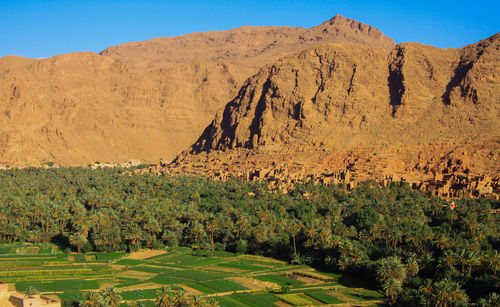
0, 244, 384, 306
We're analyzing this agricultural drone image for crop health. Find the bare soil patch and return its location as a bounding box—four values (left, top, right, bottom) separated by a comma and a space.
274, 300, 293, 307
284, 272, 323, 284
116, 270, 157, 280
118, 282, 165, 291
99, 282, 118, 290
230, 277, 280, 290
125, 249, 168, 260
296, 271, 334, 281
178, 284, 203, 295
110, 264, 127, 270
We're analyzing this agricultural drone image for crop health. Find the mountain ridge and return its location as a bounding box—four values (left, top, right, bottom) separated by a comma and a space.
0, 15, 398, 166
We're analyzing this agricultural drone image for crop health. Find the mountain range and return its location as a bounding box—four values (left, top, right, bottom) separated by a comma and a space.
0, 15, 393, 166
1, 15, 498, 198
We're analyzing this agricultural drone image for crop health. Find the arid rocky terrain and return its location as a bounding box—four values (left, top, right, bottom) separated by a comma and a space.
148, 33, 500, 199
1, 15, 498, 199
0, 15, 392, 166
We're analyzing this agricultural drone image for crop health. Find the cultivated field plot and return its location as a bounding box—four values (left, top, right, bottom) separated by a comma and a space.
0, 244, 383, 306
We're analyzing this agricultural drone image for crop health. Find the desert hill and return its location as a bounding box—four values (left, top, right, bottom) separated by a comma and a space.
153, 33, 500, 199
0, 15, 395, 166
101, 14, 394, 76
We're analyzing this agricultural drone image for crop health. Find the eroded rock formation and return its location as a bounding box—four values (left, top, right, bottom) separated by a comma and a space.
151, 34, 500, 200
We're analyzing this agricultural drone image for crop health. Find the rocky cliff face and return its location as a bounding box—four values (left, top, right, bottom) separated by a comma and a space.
190, 34, 499, 152
0, 15, 395, 166
154, 33, 500, 199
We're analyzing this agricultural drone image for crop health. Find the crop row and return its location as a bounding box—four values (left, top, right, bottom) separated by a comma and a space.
150, 269, 228, 283
15, 279, 109, 292
0, 268, 93, 277
2, 273, 115, 283
235, 254, 287, 265
275, 294, 313, 306
304, 291, 345, 304
186, 279, 248, 294
230, 293, 278, 306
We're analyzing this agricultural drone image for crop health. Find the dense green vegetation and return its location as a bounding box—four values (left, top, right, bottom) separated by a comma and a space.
0, 167, 498, 306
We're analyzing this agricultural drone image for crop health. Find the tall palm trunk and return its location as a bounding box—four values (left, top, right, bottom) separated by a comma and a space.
292, 234, 297, 259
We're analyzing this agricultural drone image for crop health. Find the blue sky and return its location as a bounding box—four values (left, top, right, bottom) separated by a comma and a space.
1, 0, 498, 58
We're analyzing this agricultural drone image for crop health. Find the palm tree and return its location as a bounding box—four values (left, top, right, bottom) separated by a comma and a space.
189, 221, 207, 250
173, 289, 188, 306
430, 279, 467, 307
205, 218, 219, 252
441, 250, 456, 269
102, 288, 122, 307
192, 295, 204, 307
464, 251, 480, 276
382, 278, 402, 304
487, 250, 499, 275
288, 218, 302, 260
143, 217, 161, 246
25, 286, 39, 297
337, 255, 351, 272
376, 256, 407, 284
69, 231, 88, 253
381, 224, 402, 250
483, 292, 500, 307
233, 214, 252, 240
79, 292, 103, 307
155, 286, 172, 307
418, 279, 433, 304
406, 257, 419, 278
204, 297, 220, 307
434, 233, 451, 251
448, 282, 469, 306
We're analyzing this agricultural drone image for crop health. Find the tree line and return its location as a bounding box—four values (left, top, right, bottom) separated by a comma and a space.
0, 167, 498, 306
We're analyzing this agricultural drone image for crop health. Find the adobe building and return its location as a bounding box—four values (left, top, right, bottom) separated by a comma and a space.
0, 282, 61, 307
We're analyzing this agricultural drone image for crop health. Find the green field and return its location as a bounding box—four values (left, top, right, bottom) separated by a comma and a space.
0, 244, 383, 306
